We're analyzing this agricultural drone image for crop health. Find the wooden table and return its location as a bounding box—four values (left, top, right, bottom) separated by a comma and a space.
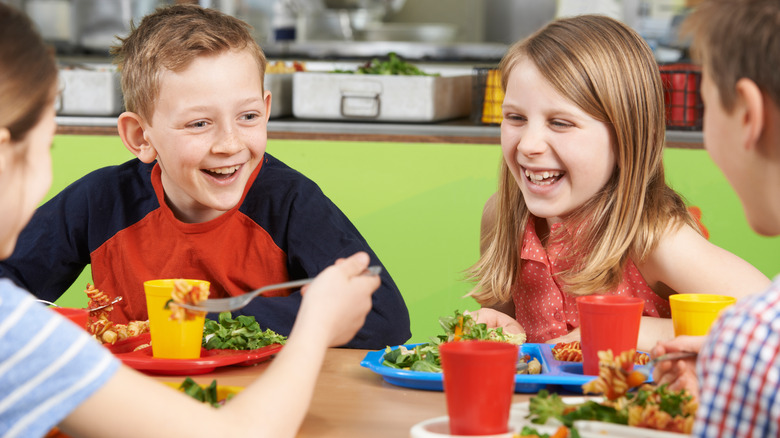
152, 348, 535, 437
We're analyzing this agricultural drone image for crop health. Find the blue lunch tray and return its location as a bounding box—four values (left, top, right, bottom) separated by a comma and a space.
360, 343, 652, 394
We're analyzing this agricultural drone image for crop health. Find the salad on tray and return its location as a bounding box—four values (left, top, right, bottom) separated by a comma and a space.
382, 310, 539, 374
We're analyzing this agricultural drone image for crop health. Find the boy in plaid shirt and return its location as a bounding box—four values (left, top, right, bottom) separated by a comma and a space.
652, 0, 780, 436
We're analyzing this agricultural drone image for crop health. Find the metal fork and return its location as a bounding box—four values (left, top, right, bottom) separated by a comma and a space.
36, 295, 123, 312
602, 351, 698, 386
175, 266, 382, 313
631, 351, 698, 380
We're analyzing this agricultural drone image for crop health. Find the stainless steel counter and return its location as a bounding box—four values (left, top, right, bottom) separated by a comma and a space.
55, 115, 501, 143
266, 119, 703, 144
57, 116, 118, 128
55, 116, 702, 147
55, 115, 498, 137
269, 118, 498, 138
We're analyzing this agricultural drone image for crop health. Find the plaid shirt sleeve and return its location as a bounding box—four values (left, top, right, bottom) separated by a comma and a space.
694, 275, 780, 438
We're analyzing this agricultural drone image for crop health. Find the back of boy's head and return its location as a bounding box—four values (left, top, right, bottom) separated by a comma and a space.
112, 4, 266, 122
0, 3, 58, 142
684, 0, 780, 111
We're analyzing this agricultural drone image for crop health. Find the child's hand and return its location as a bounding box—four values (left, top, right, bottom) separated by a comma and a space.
300, 256, 348, 295
547, 327, 581, 345
296, 252, 380, 347
651, 336, 703, 399
472, 308, 525, 335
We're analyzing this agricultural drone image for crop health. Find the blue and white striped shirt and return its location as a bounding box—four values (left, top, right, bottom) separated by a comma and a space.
0, 279, 119, 438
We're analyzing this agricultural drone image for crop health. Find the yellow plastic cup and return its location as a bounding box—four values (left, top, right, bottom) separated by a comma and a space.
669, 294, 737, 336
144, 279, 209, 359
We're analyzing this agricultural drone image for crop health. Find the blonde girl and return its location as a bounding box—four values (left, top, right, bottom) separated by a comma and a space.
469, 14, 768, 351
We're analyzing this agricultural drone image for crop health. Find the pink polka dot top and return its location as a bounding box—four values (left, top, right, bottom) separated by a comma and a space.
513, 217, 671, 343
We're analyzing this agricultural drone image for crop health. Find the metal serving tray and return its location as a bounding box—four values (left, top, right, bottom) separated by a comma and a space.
292, 72, 472, 122
57, 63, 123, 116
266, 73, 293, 119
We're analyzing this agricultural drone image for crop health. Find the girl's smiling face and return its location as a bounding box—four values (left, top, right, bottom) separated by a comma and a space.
141, 48, 271, 223
501, 58, 616, 226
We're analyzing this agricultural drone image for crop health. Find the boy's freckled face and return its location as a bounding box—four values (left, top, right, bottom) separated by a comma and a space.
143, 49, 271, 223
500, 59, 616, 225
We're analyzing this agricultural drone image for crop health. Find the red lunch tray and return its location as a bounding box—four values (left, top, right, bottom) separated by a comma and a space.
105, 333, 283, 375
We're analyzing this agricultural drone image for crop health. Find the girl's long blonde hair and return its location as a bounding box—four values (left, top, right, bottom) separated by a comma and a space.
468, 15, 698, 306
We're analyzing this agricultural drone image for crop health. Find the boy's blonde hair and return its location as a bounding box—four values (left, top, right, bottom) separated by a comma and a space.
111, 4, 267, 122
469, 15, 698, 305
0, 4, 58, 141
683, 0, 780, 111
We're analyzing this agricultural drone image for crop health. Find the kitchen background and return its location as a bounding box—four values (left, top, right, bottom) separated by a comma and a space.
4, 0, 778, 342
3, 0, 696, 122
4, 0, 689, 61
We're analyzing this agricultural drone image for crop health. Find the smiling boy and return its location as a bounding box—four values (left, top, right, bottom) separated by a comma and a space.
650, 0, 780, 435
120, 41, 267, 224
0, 5, 410, 349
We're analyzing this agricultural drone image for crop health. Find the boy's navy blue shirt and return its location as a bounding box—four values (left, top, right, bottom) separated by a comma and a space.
0, 154, 411, 349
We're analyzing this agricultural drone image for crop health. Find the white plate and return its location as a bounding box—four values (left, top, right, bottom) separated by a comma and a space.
410, 398, 691, 438
574, 420, 690, 437
409, 417, 516, 438
410, 403, 560, 438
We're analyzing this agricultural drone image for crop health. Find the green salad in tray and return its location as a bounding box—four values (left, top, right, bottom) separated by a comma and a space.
202, 312, 286, 350
332, 52, 438, 76
382, 310, 527, 373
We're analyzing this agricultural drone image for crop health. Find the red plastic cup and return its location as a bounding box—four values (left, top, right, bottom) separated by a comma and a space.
576, 295, 644, 375
53, 307, 89, 331
439, 340, 518, 436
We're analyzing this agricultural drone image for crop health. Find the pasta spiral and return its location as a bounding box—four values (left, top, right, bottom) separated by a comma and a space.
168, 280, 210, 321
552, 340, 649, 364
83, 283, 149, 344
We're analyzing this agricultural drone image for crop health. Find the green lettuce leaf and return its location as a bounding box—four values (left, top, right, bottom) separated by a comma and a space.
381, 310, 526, 373
202, 312, 287, 350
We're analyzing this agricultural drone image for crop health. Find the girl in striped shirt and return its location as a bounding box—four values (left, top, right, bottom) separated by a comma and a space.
0, 4, 379, 437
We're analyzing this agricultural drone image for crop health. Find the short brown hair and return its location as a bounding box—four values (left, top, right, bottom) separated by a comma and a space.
683, 0, 780, 111
0, 4, 58, 141
111, 4, 267, 122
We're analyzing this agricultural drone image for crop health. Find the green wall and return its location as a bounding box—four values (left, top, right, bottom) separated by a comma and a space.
664, 148, 780, 277
48, 135, 779, 343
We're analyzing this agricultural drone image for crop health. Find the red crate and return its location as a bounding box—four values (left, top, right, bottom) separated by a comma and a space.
659, 63, 703, 130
